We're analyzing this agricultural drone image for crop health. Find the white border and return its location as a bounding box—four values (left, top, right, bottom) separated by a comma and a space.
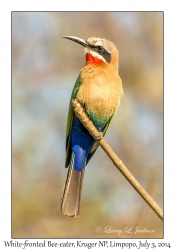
0, 0, 175, 247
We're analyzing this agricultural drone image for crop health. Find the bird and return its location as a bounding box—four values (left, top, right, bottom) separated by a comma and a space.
60, 36, 123, 217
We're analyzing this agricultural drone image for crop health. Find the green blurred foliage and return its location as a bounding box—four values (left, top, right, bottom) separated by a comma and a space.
12, 12, 163, 238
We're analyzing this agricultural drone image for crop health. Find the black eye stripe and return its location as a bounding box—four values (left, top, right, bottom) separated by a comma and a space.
89, 45, 103, 50
88, 44, 111, 63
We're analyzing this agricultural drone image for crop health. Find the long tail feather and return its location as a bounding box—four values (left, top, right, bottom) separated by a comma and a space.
61, 163, 85, 217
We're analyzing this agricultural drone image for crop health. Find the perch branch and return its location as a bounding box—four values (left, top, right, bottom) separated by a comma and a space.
72, 99, 163, 221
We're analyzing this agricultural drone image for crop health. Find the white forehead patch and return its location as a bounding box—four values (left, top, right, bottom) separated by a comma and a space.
84, 48, 106, 62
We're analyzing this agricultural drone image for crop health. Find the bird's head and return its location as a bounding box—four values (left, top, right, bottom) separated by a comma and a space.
62, 36, 119, 67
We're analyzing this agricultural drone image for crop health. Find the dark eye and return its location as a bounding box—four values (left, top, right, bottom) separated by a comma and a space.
97, 46, 103, 51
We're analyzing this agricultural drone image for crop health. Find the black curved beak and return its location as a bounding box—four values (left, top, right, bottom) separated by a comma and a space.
62, 36, 89, 48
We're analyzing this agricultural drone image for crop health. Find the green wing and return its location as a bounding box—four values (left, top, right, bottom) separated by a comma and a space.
65, 73, 119, 167
65, 74, 82, 168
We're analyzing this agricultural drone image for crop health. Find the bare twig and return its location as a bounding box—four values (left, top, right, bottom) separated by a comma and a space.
72, 99, 163, 221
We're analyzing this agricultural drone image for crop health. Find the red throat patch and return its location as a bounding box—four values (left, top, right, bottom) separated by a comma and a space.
85, 53, 104, 65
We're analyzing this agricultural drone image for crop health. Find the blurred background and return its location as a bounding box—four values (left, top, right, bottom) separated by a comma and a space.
12, 12, 163, 238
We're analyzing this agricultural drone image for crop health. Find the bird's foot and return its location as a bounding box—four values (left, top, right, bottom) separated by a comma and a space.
95, 132, 103, 141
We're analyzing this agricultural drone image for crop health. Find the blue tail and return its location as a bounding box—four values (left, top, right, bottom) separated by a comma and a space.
72, 145, 86, 172
70, 116, 105, 172
71, 117, 95, 172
